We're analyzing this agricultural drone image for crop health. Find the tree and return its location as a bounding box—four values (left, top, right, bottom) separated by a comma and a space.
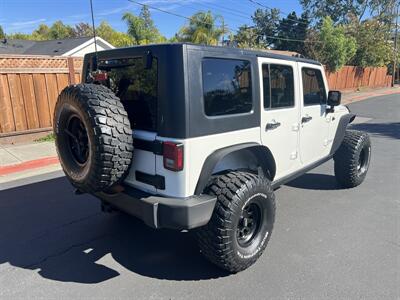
73, 23, 93, 37
31, 24, 50, 40
0, 25, 5, 39
6, 32, 32, 40
96, 21, 133, 47
123, 5, 165, 45
177, 11, 225, 45
233, 25, 260, 49
274, 12, 310, 54
251, 8, 281, 48
300, 0, 396, 24
48, 21, 74, 39
311, 17, 357, 71
347, 17, 392, 67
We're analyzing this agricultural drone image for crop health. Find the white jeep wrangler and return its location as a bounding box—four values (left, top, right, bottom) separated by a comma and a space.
54, 43, 371, 273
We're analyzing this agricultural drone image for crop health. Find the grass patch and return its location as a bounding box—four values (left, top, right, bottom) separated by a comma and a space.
35, 133, 55, 143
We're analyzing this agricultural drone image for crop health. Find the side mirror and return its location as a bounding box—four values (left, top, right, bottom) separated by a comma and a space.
327, 90, 341, 107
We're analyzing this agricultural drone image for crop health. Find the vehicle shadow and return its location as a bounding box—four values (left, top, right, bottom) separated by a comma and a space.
285, 173, 342, 190
0, 177, 228, 284
350, 122, 400, 140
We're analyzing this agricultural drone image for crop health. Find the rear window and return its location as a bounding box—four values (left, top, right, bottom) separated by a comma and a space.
98, 57, 158, 131
202, 58, 252, 116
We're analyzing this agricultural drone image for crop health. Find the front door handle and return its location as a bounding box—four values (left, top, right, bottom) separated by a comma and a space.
266, 120, 281, 131
301, 115, 312, 123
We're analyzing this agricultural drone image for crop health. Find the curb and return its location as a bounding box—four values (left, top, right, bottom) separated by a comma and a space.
0, 170, 65, 191
343, 89, 400, 104
0, 156, 59, 176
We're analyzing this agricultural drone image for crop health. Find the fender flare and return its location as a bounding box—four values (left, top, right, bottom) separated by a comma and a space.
330, 113, 356, 155
194, 143, 276, 195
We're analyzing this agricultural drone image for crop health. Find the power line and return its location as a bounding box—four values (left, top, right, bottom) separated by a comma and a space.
188, 1, 305, 33
177, 1, 250, 29
248, 0, 310, 26
127, 0, 320, 44
127, 0, 222, 28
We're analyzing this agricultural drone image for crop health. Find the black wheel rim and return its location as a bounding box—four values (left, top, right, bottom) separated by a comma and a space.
236, 202, 262, 247
357, 147, 369, 175
65, 115, 89, 165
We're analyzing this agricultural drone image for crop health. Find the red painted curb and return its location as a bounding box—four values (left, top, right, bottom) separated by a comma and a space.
0, 156, 59, 176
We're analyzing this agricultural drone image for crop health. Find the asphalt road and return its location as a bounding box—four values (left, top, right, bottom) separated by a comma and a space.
0, 94, 399, 299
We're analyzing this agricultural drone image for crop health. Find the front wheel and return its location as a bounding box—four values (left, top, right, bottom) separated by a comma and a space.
196, 171, 275, 273
334, 130, 371, 188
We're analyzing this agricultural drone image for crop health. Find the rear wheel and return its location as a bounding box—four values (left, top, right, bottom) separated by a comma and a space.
54, 84, 134, 193
334, 130, 371, 188
196, 171, 275, 273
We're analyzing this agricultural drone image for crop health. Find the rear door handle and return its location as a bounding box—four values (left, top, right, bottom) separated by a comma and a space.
266, 120, 281, 131
301, 115, 312, 123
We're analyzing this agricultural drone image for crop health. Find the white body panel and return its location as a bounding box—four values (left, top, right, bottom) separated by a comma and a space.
124, 130, 157, 194
258, 57, 302, 181
158, 127, 261, 198
125, 128, 261, 198
298, 63, 331, 165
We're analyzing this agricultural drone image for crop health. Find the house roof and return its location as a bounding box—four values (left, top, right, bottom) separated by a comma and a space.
0, 39, 37, 54
0, 37, 111, 56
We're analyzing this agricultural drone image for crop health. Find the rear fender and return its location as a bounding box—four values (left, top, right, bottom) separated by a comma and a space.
194, 143, 276, 195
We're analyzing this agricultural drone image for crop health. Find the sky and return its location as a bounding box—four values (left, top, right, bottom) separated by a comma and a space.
0, 0, 303, 39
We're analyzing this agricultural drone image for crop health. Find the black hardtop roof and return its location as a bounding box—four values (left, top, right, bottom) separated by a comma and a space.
92, 42, 321, 66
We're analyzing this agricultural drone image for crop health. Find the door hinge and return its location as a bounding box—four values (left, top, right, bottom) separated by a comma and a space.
290, 151, 298, 160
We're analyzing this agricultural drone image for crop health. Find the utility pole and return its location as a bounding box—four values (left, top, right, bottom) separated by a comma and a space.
221, 18, 225, 46
392, 2, 399, 87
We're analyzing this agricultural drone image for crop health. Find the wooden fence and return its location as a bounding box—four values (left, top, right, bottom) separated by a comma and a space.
326, 66, 392, 90
0, 55, 83, 135
0, 55, 393, 136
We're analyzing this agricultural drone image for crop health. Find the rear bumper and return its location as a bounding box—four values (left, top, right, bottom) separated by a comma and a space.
95, 186, 217, 230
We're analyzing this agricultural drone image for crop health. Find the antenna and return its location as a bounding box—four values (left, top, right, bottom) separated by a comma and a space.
89, 0, 98, 67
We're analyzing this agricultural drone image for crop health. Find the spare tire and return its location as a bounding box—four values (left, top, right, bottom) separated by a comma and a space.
54, 84, 133, 193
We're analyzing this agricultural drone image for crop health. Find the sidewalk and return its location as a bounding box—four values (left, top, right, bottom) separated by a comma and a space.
342, 86, 399, 104
0, 141, 61, 189
0, 86, 399, 190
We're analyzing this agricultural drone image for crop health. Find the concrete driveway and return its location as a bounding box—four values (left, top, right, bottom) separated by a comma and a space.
0, 94, 399, 299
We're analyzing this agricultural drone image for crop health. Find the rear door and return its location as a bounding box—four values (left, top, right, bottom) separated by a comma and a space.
258, 57, 301, 180
298, 64, 330, 166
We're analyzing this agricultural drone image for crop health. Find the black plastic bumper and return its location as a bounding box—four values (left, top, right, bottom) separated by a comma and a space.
95, 186, 217, 230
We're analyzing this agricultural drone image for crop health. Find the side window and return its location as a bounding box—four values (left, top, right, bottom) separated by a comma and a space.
262, 64, 271, 109
302, 68, 327, 106
263, 64, 294, 109
202, 58, 252, 116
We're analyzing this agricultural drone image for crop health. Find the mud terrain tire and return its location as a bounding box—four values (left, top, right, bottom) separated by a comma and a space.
334, 130, 371, 188
196, 171, 275, 273
54, 84, 133, 193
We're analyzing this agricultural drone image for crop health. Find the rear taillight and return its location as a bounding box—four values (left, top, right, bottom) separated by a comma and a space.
163, 142, 184, 171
